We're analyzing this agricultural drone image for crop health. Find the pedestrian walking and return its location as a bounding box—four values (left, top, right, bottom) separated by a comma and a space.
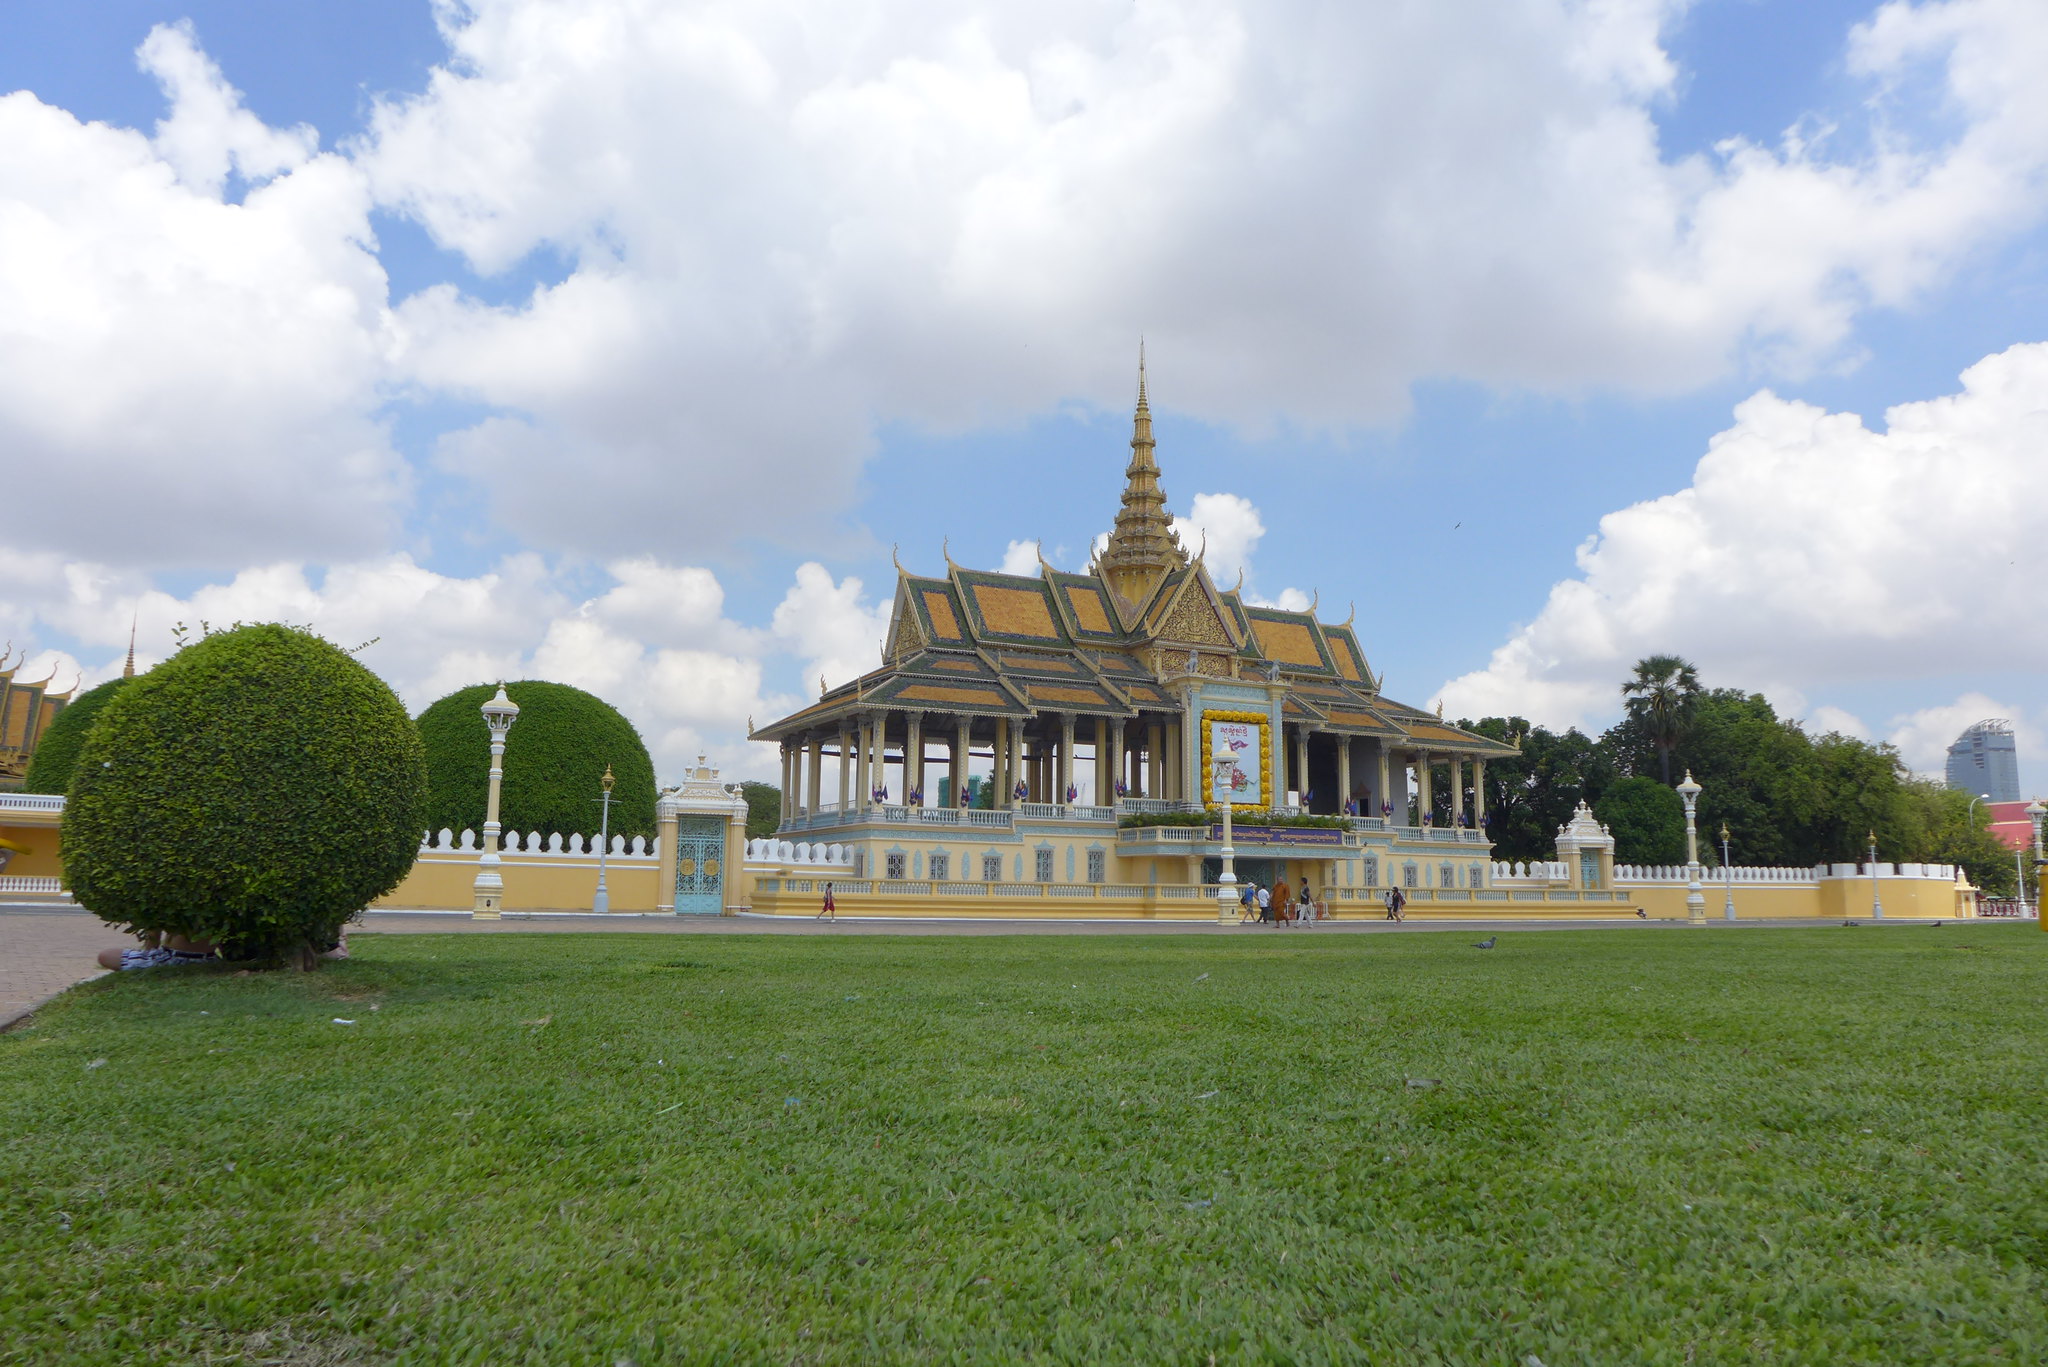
817, 881, 836, 920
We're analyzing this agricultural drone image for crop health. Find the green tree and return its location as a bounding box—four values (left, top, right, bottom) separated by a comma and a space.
1620, 654, 1701, 785
1594, 776, 1687, 865
22, 676, 137, 794
416, 682, 657, 842
61, 625, 425, 968
738, 781, 781, 838
1463, 717, 1614, 863
1899, 781, 2017, 896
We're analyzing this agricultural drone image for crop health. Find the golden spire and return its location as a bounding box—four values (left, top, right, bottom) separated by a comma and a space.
123, 615, 137, 679
1096, 341, 1187, 605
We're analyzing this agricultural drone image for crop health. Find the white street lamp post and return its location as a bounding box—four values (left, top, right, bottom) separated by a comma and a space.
1720, 822, 1735, 922
1867, 830, 1884, 919
2027, 799, 2045, 916
592, 763, 616, 914
472, 683, 520, 919
1676, 770, 1704, 924
1214, 754, 1239, 924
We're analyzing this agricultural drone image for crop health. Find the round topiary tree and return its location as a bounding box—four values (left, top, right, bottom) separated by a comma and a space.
416, 681, 657, 843
1594, 776, 1688, 865
62, 624, 427, 968
22, 675, 138, 794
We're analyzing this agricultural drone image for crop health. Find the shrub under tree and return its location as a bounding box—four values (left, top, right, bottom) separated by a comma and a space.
62, 625, 427, 968
22, 675, 137, 794
417, 681, 657, 842
1593, 776, 1688, 865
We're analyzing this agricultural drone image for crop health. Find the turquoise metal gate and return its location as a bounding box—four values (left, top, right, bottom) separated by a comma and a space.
673, 816, 725, 914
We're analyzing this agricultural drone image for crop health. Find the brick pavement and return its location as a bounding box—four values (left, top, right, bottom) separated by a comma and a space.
0, 906, 130, 1030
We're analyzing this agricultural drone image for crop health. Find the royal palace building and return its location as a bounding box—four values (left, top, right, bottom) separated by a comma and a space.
743, 362, 1563, 916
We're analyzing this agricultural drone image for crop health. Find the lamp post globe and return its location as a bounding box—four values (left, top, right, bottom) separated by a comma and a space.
1214, 753, 1239, 924
472, 683, 521, 919
1675, 770, 1705, 923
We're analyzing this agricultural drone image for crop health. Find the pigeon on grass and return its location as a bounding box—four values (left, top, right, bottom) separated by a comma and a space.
1472, 936, 1497, 949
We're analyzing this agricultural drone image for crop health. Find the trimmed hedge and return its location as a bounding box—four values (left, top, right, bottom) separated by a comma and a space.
62, 625, 427, 964
22, 675, 136, 794
417, 682, 656, 842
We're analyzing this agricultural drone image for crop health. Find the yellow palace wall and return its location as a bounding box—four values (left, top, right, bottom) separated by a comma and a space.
0, 814, 65, 881
373, 849, 661, 914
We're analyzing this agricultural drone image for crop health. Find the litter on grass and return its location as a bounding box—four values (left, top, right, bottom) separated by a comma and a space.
84, 1059, 106, 1070
1196, 1090, 1219, 1099
1185, 1199, 1213, 1209
785, 1097, 802, 1107
1405, 1078, 1439, 1089
1195, 973, 1210, 982
331, 1019, 356, 1026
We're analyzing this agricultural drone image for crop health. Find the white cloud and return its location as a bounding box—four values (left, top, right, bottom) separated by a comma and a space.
0, 23, 403, 569
1881, 693, 2040, 777
346, 0, 2048, 553
0, 553, 901, 784
998, 539, 1041, 575
1437, 340, 2048, 730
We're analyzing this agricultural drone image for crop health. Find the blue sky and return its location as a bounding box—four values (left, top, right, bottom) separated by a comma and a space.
1, 0, 2043, 783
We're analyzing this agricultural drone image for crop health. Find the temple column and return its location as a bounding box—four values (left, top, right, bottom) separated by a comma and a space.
1164, 719, 1182, 801
805, 737, 822, 816
1377, 748, 1391, 819
992, 719, 1009, 808
869, 713, 888, 803
1474, 758, 1488, 829
1060, 714, 1076, 804
1416, 750, 1433, 825
837, 722, 852, 811
1338, 738, 1352, 815
1448, 756, 1463, 827
1110, 719, 1127, 799
1007, 717, 1024, 803
906, 714, 924, 803
1295, 731, 1310, 808
1146, 720, 1164, 799
954, 718, 971, 807
1094, 716, 1109, 806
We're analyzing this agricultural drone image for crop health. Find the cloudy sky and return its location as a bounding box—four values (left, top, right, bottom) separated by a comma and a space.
1, 0, 2042, 787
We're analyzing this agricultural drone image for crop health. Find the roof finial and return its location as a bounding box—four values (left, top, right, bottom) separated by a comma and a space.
1309, 588, 1320, 614
892, 543, 905, 574
942, 536, 958, 571
1342, 600, 1356, 629
123, 614, 137, 679
1137, 336, 1148, 411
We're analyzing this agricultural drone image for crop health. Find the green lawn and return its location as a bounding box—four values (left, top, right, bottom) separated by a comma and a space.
4, 926, 2045, 1366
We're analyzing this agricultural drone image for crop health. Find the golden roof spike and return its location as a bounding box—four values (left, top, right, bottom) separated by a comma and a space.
1137, 336, 1148, 410
820, 675, 828, 699
892, 543, 905, 574
1435, 698, 1444, 719
1232, 566, 1244, 593
1036, 539, 1059, 578
1342, 600, 1356, 629
1309, 588, 1320, 615
942, 536, 957, 571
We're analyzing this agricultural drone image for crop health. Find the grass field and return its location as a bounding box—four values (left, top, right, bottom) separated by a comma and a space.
4, 925, 2045, 1366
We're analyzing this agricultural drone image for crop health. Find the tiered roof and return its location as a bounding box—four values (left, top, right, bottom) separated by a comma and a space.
753, 360, 1511, 759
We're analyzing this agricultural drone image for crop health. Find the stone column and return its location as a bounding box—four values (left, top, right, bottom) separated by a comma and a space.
1295, 731, 1311, 808
906, 713, 924, 803
1338, 738, 1352, 815
1474, 758, 1488, 829
993, 719, 1010, 808
836, 722, 852, 812
1416, 750, 1433, 825
1447, 756, 1463, 828
1013, 723, 1026, 803
1146, 720, 1164, 799
1165, 719, 1182, 801
655, 790, 679, 914
954, 717, 971, 808
1094, 716, 1109, 806
1059, 713, 1076, 803
805, 738, 821, 817
1110, 719, 1127, 800
1377, 748, 1390, 819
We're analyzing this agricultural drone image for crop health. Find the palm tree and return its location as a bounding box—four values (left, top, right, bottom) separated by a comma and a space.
1621, 654, 1701, 785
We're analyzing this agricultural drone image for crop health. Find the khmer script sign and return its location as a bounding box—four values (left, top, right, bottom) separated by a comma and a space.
1209, 718, 1264, 806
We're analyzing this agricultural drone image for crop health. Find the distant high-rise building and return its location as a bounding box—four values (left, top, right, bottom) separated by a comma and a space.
1946, 719, 2020, 802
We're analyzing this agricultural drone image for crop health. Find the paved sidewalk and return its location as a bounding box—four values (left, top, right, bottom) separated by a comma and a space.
0, 907, 130, 1031
1, 903, 1984, 1031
